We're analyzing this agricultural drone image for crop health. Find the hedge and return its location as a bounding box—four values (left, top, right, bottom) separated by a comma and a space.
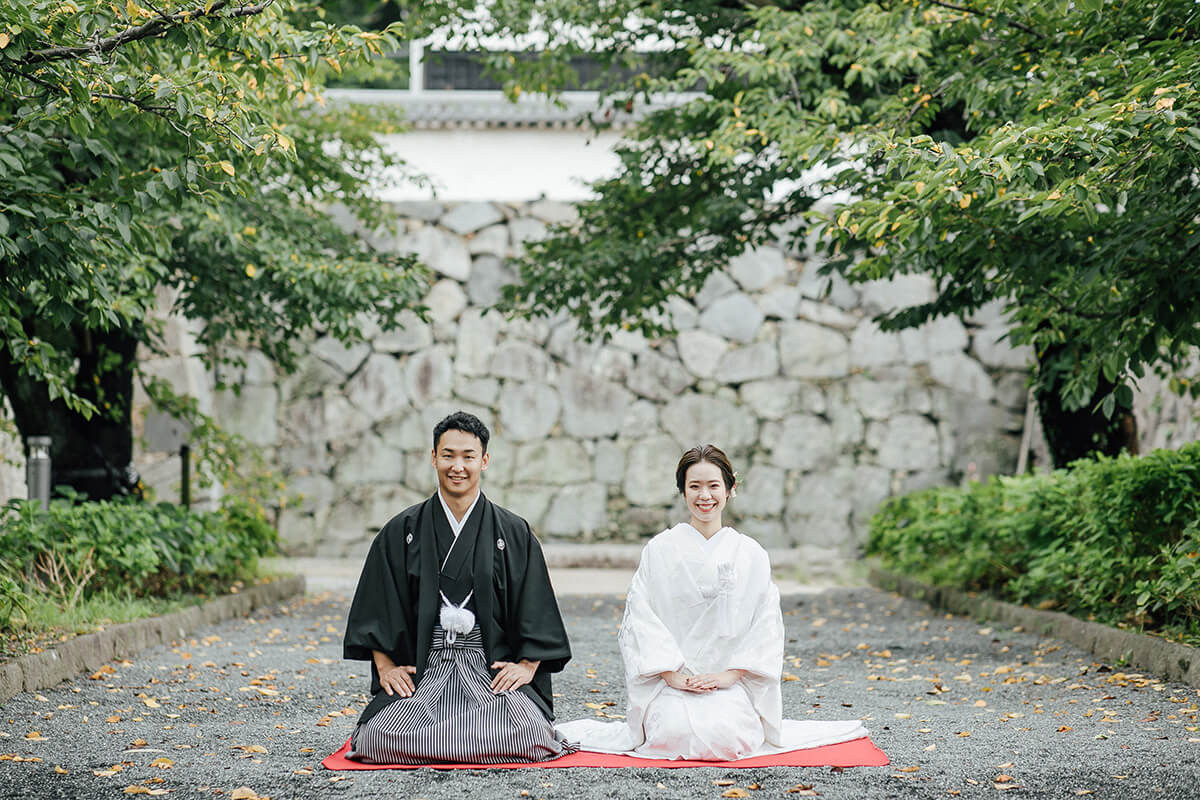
867, 443, 1200, 642
0, 495, 277, 630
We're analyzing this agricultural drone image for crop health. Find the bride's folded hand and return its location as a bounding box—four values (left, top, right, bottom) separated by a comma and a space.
660, 670, 708, 692
684, 669, 746, 691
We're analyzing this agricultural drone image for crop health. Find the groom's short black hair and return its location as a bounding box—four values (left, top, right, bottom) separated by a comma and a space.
433, 411, 491, 454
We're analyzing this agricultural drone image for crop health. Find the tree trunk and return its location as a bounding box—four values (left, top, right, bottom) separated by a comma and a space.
0, 324, 141, 501
1033, 351, 1138, 469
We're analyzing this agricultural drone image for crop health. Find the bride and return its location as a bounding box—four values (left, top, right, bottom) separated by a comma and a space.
557, 444, 867, 760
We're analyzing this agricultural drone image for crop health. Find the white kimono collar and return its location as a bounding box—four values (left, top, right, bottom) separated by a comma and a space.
437, 489, 480, 539
678, 522, 733, 545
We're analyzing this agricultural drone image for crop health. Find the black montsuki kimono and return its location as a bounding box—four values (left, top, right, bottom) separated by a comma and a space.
343, 493, 571, 727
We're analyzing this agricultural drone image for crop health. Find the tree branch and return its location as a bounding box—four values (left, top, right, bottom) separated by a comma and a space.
925, 0, 1044, 38
16, 0, 275, 67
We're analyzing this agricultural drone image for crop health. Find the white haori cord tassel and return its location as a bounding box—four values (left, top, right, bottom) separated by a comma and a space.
439, 590, 475, 644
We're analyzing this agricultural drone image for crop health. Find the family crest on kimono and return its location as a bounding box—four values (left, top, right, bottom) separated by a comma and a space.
342, 411, 576, 764
557, 444, 868, 760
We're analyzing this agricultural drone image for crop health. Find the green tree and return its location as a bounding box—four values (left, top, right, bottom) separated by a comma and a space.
0, 0, 425, 499
400, 0, 1200, 468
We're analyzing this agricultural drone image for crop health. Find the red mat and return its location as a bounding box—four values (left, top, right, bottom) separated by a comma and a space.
321, 737, 888, 770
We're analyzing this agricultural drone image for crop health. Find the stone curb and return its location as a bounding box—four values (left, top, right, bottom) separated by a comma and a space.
869, 567, 1200, 689
0, 575, 306, 704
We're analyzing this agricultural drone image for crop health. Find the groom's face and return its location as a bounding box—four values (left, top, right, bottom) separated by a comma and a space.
432, 428, 489, 501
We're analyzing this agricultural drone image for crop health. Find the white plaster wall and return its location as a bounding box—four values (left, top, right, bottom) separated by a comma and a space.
376, 128, 623, 202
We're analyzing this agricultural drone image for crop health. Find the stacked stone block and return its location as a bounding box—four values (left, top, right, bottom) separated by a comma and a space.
140, 199, 1035, 562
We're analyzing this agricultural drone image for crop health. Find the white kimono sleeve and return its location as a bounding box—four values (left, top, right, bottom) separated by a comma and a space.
618, 550, 688, 680
722, 545, 785, 744
555, 541, 686, 753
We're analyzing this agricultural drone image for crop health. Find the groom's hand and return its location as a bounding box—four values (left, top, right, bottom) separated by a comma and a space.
490, 659, 539, 693
380, 664, 417, 697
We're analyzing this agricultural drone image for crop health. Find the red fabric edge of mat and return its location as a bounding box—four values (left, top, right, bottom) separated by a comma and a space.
321, 737, 889, 770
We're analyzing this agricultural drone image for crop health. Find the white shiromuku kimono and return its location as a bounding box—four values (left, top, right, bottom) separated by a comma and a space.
557, 524, 868, 760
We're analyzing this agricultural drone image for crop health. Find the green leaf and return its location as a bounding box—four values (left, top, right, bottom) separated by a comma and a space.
1100, 393, 1116, 419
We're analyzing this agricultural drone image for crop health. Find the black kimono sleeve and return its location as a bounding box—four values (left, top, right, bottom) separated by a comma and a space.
503, 517, 572, 674
343, 515, 417, 672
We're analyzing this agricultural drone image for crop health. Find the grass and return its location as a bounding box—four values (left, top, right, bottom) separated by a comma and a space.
1, 588, 207, 664
0, 564, 299, 665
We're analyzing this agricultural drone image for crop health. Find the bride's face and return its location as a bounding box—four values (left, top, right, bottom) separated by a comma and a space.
683, 461, 729, 525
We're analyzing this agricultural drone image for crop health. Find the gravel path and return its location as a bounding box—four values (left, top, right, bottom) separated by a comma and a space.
2, 587, 1197, 799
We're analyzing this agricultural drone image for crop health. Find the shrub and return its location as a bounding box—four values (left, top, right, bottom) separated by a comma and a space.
867, 443, 1200, 641
0, 570, 24, 631
0, 494, 278, 607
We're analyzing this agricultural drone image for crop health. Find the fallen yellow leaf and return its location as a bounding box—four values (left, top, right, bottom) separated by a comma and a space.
149, 757, 173, 769
722, 789, 751, 799
230, 788, 260, 800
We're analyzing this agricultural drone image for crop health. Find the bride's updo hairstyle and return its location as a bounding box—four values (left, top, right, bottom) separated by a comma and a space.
675, 444, 737, 495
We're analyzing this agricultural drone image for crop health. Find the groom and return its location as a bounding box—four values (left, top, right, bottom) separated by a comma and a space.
342, 411, 573, 763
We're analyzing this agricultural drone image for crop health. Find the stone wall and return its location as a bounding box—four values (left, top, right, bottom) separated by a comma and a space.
0, 396, 26, 502
136, 199, 1037, 564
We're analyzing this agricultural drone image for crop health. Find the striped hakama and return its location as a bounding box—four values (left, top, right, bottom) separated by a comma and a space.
348, 625, 577, 765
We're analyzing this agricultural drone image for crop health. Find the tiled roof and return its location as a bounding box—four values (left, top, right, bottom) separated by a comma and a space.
323, 89, 694, 129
